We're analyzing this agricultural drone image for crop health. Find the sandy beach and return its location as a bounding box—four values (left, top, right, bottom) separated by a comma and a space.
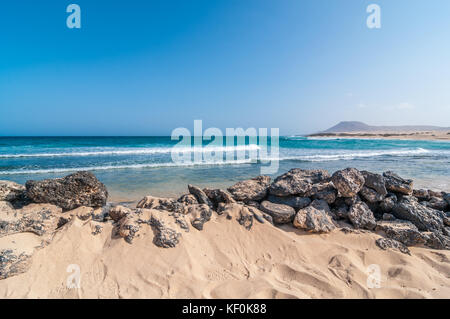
1, 214, 449, 299
308, 131, 450, 141
1, 169, 449, 299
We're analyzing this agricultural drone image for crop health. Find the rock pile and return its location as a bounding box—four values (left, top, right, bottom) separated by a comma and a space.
1, 168, 449, 280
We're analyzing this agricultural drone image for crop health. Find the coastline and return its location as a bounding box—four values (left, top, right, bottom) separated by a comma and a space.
307, 131, 450, 141
1, 169, 449, 299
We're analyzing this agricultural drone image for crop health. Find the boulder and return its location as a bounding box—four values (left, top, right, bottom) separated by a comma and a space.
429, 190, 443, 198
376, 220, 427, 246
444, 217, 450, 227
305, 182, 337, 204
293, 200, 336, 233
259, 201, 296, 224
392, 196, 444, 232
0, 180, 26, 203
383, 171, 413, 195
227, 176, 271, 201
25, 172, 108, 211
361, 171, 387, 196
443, 193, 450, 206
380, 193, 397, 213
188, 185, 214, 208
267, 195, 311, 210
359, 186, 384, 203
375, 238, 410, 255
269, 169, 330, 197
348, 201, 376, 230
332, 204, 349, 220
331, 168, 365, 198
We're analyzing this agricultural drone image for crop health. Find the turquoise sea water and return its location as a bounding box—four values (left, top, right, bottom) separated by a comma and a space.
0, 137, 449, 201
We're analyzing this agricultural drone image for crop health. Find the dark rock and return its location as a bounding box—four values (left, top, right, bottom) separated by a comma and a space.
359, 186, 384, 203
380, 193, 397, 213
348, 201, 376, 230
293, 200, 335, 233
442, 192, 450, 206
203, 188, 236, 206
260, 201, 296, 224
25, 172, 108, 211
227, 176, 271, 201
422, 197, 448, 211
383, 171, 413, 195
444, 217, 450, 227
382, 213, 396, 221
376, 220, 427, 246
361, 171, 387, 196
429, 190, 443, 198
269, 169, 330, 197
305, 182, 337, 204
267, 195, 311, 210
137, 196, 185, 214
413, 189, 430, 201
216, 203, 256, 230
332, 204, 349, 220
188, 185, 214, 208
424, 232, 450, 250
392, 196, 444, 232
331, 168, 365, 198
375, 238, 410, 255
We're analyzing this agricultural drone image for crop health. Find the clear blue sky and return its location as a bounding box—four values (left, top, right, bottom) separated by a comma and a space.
1, 0, 449, 136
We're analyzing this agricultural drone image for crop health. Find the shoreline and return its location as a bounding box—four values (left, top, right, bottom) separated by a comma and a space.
307, 131, 450, 141
1, 169, 449, 298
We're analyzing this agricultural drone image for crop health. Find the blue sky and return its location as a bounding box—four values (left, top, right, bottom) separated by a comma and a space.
1, 0, 449, 136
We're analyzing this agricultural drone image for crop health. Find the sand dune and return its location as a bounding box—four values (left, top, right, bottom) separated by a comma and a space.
1, 213, 449, 299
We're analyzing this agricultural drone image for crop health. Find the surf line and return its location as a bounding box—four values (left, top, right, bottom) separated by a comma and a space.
182, 303, 216, 317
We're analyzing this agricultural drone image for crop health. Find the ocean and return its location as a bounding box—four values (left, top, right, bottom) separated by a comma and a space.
0, 136, 448, 201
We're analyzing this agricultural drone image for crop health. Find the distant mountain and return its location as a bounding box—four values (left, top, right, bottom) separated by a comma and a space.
322, 121, 449, 133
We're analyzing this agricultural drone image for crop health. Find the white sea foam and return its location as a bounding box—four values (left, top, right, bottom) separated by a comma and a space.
0, 144, 261, 159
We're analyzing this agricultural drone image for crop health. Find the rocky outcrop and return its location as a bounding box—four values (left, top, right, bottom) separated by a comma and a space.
422, 197, 448, 211
149, 210, 182, 248
177, 194, 198, 205
25, 172, 108, 211
216, 203, 266, 230
376, 220, 427, 246
269, 169, 330, 197
348, 201, 376, 230
392, 196, 443, 232
293, 200, 335, 233
424, 232, 450, 250
413, 189, 430, 201
227, 176, 271, 201
379, 194, 397, 213
375, 238, 410, 255
0, 247, 33, 280
117, 214, 140, 244
383, 171, 413, 195
260, 201, 296, 224
359, 186, 384, 203
331, 168, 365, 198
